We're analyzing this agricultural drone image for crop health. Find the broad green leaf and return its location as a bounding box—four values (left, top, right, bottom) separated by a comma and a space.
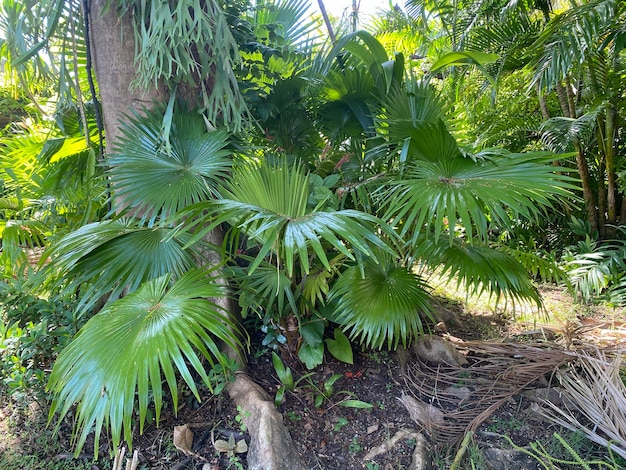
109, 107, 232, 224
298, 341, 324, 369
430, 51, 499, 72
272, 352, 294, 389
330, 254, 434, 350
300, 317, 325, 347
325, 328, 353, 364
338, 399, 374, 409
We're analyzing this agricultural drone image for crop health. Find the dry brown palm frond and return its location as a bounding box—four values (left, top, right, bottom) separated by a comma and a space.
402, 341, 576, 443
539, 348, 626, 460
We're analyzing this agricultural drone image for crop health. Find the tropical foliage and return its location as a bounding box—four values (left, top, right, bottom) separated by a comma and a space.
0, 0, 616, 457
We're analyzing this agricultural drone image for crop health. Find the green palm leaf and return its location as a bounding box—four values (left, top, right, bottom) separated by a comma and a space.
419, 238, 543, 309
182, 162, 394, 277
253, 0, 320, 49
329, 255, 433, 350
47, 269, 242, 455
108, 108, 232, 223
383, 151, 577, 244
226, 257, 298, 319
40, 219, 197, 315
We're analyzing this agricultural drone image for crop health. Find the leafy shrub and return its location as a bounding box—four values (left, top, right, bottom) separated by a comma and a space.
0, 277, 80, 404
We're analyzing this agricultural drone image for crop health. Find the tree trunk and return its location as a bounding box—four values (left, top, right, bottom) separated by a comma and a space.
604, 104, 617, 228
597, 158, 606, 237
564, 76, 576, 119
574, 141, 599, 235
555, 82, 571, 118
88, 1, 304, 467
89, 0, 166, 146
537, 84, 550, 121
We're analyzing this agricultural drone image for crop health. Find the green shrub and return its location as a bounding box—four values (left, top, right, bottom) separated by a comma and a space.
0, 277, 80, 404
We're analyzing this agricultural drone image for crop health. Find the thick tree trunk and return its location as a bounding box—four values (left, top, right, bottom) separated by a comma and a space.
89, 0, 166, 146
88, 1, 304, 467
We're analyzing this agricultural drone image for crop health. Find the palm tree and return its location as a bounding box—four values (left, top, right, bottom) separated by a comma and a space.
5, 1, 577, 466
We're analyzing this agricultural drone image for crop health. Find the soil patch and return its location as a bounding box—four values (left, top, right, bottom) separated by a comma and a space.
1, 287, 624, 469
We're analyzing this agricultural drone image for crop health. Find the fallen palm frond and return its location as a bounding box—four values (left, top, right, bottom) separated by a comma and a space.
539, 348, 626, 460
402, 341, 576, 443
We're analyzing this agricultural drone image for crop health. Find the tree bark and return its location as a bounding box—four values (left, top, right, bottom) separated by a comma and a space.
555, 82, 571, 118
604, 104, 617, 227
89, 0, 167, 146
88, 2, 304, 467
574, 141, 599, 235
564, 76, 576, 119
537, 83, 550, 121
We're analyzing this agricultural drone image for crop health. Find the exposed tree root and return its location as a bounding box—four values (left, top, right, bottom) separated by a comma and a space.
227, 373, 306, 470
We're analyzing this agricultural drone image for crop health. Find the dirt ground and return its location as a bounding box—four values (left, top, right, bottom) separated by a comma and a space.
1, 285, 624, 469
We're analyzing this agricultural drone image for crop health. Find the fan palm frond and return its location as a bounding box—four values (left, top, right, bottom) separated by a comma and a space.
496, 244, 568, 285
562, 236, 626, 303
108, 108, 232, 224
540, 110, 600, 153
531, 0, 620, 91
226, 257, 298, 319
253, 0, 321, 50
419, 238, 543, 309
379, 76, 447, 127
383, 151, 577, 244
329, 254, 434, 349
181, 162, 394, 277
47, 269, 242, 455
40, 219, 197, 316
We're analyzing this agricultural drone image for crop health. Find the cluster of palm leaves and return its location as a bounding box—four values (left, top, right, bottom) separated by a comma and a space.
41, 31, 576, 457
1, 0, 581, 456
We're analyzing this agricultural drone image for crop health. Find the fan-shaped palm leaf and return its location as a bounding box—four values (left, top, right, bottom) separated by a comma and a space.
181, 162, 394, 277
226, 257, 298, 319
40, 219, 197, 316
329, 255, 433, 349
496, 244, 568, 285
253, 0, 320, 50
418, 238, 543, 308
383, 151, 577, 244
108, 108, 232, 223
47, 269, 242, 455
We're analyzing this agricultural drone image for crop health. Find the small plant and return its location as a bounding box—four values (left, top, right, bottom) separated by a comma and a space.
305, 373, 373, 410
213, 433, 248, 457
504, 432, 626, 469
208, 355, 240, 395
365, 462, 380, 470
367, 350, 390, 365
234, 405, 250, 432
333, 417, 349, 432
466, 441, 487, 469
271, 351, 313, 405
486, 416, 524, 433
228, 453, 245, 470
286, 410, 301, 422
348, 436, 362, 453
0, 278, 80, 407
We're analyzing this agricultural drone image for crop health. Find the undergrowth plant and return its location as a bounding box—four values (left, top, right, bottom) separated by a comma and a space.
0, 275, 80, 407
505, 432, 626, 469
